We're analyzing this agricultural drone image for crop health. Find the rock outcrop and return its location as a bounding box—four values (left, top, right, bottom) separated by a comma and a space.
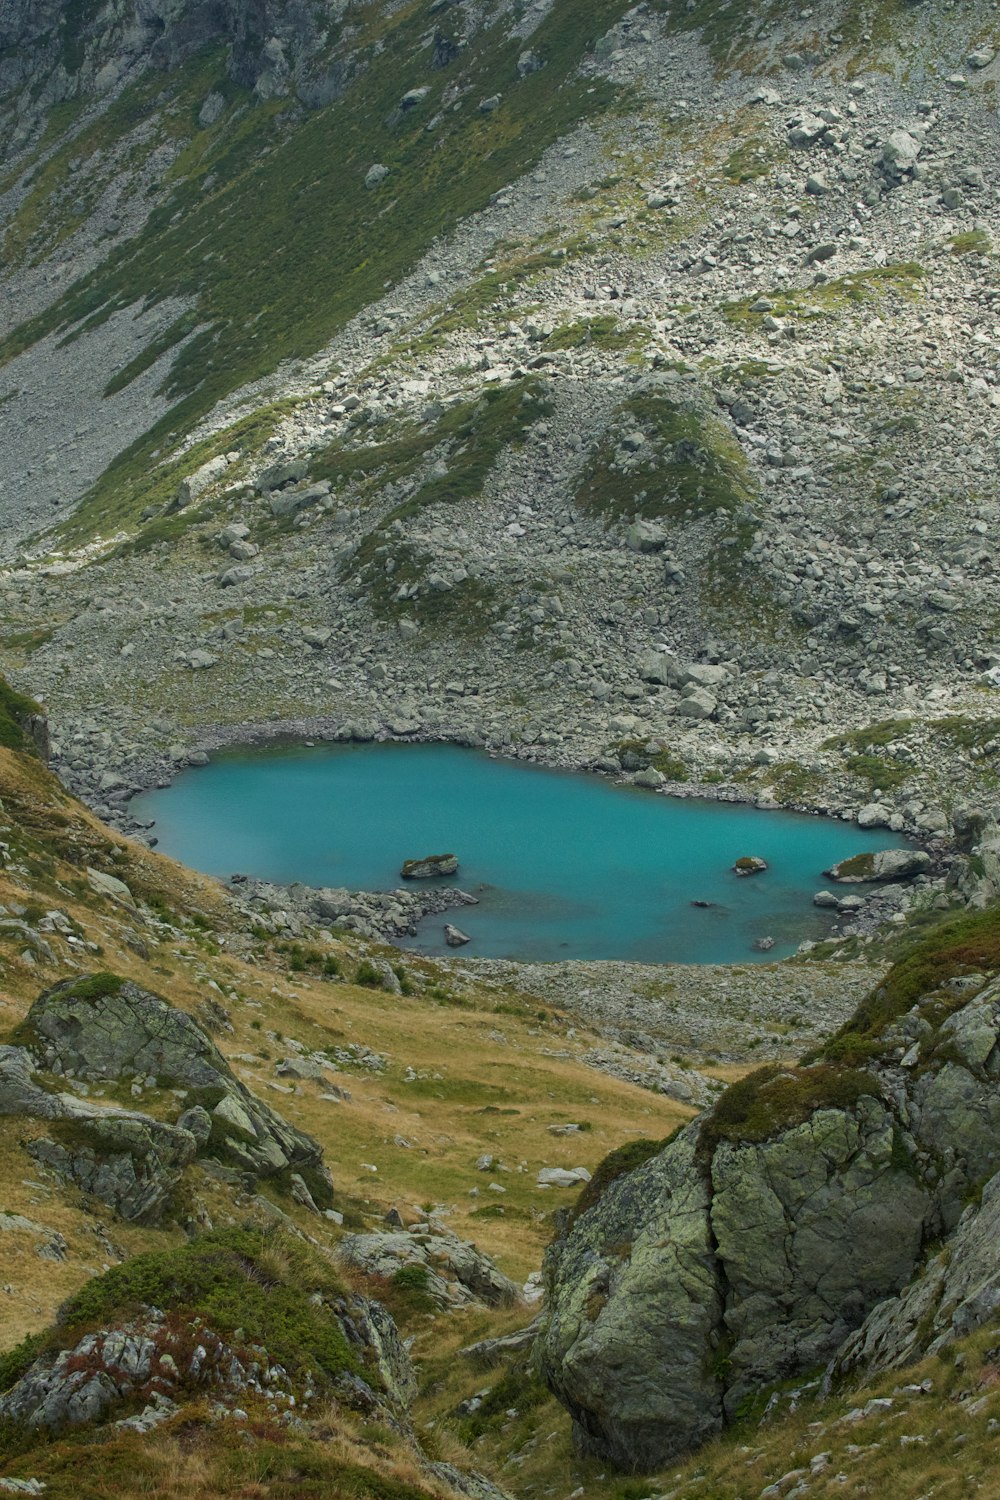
538, 968, 1000, 1470
1, 975, 330, 1220
340, 1223, 520, 1310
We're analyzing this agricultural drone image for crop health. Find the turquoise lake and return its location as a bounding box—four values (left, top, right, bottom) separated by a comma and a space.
130, 742, 907, 965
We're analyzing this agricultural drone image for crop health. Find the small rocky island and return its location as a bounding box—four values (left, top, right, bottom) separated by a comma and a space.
401, 853, 459, 880
733, 856, 768, 876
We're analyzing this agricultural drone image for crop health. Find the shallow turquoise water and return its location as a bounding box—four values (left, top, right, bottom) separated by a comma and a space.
131, 742, 906, 964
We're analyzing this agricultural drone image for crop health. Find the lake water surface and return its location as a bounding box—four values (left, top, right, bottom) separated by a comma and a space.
131, 742, 906, 964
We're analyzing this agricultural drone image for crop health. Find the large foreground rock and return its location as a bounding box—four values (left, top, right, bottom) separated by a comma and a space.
538, 972, 1000, 1470
2, 976, 330, 1219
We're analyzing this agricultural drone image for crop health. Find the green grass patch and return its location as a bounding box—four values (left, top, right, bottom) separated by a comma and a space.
698, 1063, 882, 1159
949, 229, 992, 256
722, 263, 925, 329
843, 754, 914, 792
545, 314, 645, 352
824, 719, 915, 752
575, 393, 757, 524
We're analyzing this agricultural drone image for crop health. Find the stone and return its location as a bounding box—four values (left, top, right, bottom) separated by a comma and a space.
857, 803, 892, 829
86, 868, 135, 906
401, 854, 459, 879
175, 455, 228, 509
825, 849, 931, 882
881, 129, 922, 172
625, 520, 668, 553
537, 1166, 591, 1187
672, 687, 717, 720
444, 924, 471, 946
633, 767, 664, 790
733, 856, 767, 876
365, 163, 389, 188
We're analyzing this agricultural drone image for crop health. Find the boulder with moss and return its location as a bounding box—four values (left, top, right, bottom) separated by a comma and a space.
340, 1224, 520, 1309
2, 975, 332, 1220
401, 853, 459, 879
538, 925, 1000, 1470
825, 848, 931, 882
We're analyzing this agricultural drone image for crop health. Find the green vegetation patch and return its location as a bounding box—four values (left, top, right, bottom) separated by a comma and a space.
576, 393, 758, 524
0, 677, 44, 754
50, 1226, 357, 1387
949, 229, 992, 256
698, 1063, 882, 1159
723, 263, 925, 328
822, 904, 1000, 1061
932, 716, 1000, 752
545, 315, 645, 352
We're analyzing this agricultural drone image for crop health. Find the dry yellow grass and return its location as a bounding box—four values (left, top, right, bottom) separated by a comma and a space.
0, 741, 691, 1335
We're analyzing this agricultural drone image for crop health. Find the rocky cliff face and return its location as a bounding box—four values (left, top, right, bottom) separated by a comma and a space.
538, 962, 1000, 1469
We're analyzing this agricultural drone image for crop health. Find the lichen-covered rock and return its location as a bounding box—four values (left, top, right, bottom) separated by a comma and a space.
340, 1226, 519, 1309
832, 1167, 1000, 1381
539, 974, 1000, 1470
27, 1115, 196, 1224
539, 1130, 723, 1467
2, 977, 332, 1219
20, 975, 328, 1186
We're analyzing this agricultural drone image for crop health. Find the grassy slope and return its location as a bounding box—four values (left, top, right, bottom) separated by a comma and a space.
0, 722, 690, 1346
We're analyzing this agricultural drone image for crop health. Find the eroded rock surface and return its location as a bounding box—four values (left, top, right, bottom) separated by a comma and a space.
0, 976, 329, 1220
539, 973, 1000, 1469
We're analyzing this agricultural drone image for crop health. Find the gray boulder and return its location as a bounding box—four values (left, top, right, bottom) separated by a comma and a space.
340, 1225, 519, 1309
6, 977, 330, 1209
539, 972, 1000, 1470
825, 848, 931, 882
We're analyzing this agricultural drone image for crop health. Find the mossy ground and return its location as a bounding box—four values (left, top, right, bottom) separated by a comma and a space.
575, 393, 757, 525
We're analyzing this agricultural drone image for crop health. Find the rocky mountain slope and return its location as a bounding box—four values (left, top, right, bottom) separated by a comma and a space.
0, 0, 996, 846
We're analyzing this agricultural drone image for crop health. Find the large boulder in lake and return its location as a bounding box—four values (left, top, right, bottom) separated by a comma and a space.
538, 965, 1000, 1470
825, 848, 930, 882
401, 853, 458, 879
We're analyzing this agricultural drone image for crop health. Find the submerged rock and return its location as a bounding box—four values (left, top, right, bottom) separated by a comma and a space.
401, 853, 459, 879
